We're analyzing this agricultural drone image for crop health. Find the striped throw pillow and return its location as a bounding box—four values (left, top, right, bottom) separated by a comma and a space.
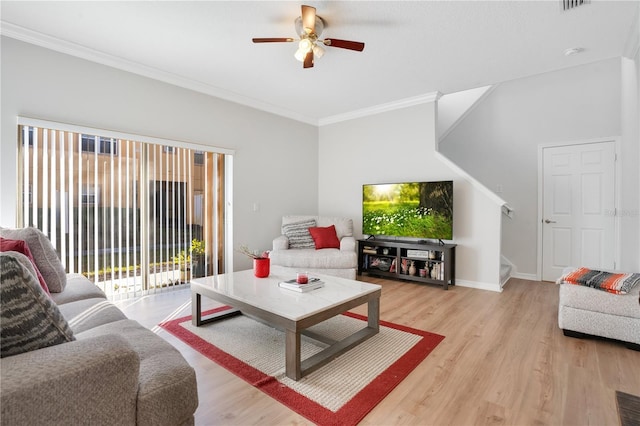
282, 219, 316, 249
0, 254, 75, 358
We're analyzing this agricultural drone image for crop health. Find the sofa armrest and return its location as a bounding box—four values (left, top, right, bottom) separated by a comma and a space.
1, 334, 140, 425
273, 235, 289, 251
340, 236, 356, 252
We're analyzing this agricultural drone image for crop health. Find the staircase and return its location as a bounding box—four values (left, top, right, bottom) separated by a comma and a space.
500, 262, 512, 288
438, 84, 515, 290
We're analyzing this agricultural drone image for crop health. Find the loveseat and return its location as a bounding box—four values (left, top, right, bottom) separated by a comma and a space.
269, 215, 358, 279
0, 227, 198, 425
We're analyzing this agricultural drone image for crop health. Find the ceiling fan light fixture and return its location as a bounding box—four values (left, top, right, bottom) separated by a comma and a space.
294, 48, 307, 62
299, 38, 312, 51
295, 38, 314, 62
313, 44, 325, 59
253, 4, 365, 69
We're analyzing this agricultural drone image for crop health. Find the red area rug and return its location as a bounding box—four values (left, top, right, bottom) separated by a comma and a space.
160, 306, 444, 426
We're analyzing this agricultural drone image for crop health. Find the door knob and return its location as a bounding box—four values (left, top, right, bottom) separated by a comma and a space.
544, 219, 556, 224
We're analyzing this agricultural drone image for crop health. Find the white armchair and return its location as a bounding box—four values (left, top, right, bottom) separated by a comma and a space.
269, 215, 357, 279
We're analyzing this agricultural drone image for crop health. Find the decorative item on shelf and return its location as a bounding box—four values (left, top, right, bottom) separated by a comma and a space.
363, 246, 377, 254
419, 268, 427, 278
401, 258, 408, 274
431, 263, 440, 279
382, 248, 389, 255
238, 245, 270, 278
409, 261, 416, 276
407, 249, 430, 258
390, 258, 397, 273
377, 258, 391, 271
429, 250, 437, 260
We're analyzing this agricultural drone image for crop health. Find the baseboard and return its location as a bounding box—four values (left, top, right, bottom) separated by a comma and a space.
455, 279, 502, 293
511, 272, 538, 281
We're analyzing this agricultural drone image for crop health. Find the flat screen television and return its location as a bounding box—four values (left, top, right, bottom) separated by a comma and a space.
362, 181, 453, 241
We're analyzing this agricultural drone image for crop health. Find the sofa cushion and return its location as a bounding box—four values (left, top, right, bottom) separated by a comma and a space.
559, 280, 640, 319
316, 216, 354, 239
309, 225, 341, 249
283, 216, 354, 240
50, 274, 107, 305
1, 237, 50, 294
77, 319, 199, 426
0, 227, 67, 293
282, 219, 316, 249
58, 298, 128, 334
0, 254, 75, 358
269, 248, 357, 269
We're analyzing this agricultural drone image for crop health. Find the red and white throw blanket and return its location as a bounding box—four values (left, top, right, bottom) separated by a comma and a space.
557, 267, 640, 295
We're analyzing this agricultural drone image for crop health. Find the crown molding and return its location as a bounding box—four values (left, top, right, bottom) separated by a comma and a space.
318, 92, 442, 126
0, 21, 319, 126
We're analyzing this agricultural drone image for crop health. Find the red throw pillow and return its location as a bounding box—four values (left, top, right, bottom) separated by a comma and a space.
308, 225, 341, 250
0, 237, 50, 294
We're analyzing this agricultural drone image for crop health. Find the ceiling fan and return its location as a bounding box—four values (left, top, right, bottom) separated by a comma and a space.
252, 5, 365, 69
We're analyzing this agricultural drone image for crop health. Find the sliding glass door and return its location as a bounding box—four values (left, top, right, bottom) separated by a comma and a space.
17, 119, 231, 299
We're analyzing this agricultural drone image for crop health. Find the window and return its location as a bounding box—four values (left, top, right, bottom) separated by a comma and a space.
18, 120, 232, 299
81, 134, 118, 155
81, 186, 100, 206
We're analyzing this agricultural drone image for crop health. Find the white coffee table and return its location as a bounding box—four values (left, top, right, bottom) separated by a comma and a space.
190, 268, 381, 380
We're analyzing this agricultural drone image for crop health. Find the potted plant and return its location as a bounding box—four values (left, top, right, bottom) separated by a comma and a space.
238, 245, 270, 278
173, 239, 206, 282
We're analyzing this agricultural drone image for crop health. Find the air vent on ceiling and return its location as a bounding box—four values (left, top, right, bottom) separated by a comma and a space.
562, 0, 590, 11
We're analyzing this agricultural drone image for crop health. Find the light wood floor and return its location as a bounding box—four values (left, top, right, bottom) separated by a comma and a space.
115, 276, 640, 426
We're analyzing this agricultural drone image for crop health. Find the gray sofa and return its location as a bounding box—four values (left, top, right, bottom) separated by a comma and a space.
0, 229, 198, 425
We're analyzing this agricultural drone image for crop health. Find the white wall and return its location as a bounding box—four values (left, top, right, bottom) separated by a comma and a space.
0, 37, 319, 271
437, 85, 493, 141
318, 103, 503, 291
439, 59, 625, 276
621, 56, 640, 271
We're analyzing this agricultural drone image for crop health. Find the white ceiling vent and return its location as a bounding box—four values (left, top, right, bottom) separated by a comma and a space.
562, 0, 590, 11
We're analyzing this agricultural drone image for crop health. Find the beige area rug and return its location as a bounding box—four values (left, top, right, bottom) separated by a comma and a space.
160, 306, 444, 426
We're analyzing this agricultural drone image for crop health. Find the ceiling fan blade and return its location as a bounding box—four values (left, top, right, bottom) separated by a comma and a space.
252, 38, 294, 43
301, 5, 316, 34
323, 38, 365, 52
303, 50, 314, 68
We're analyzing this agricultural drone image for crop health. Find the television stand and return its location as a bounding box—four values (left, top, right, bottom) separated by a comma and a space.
357, 239, 456, 290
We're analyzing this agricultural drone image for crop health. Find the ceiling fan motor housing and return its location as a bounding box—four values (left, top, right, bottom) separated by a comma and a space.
295, 15, 324, 38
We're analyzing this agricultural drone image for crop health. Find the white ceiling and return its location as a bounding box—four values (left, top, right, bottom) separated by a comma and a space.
1, 1, 638, 125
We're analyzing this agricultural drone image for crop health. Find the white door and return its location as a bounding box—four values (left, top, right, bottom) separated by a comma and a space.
541, 142, 616, 281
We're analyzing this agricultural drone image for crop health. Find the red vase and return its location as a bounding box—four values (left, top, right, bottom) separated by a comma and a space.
254, 258, 270, 278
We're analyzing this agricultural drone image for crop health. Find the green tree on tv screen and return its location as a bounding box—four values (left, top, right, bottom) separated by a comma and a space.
363, 182, 453, 239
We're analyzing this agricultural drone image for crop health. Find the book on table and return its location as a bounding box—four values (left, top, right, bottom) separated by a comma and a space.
278, 278, 324, 292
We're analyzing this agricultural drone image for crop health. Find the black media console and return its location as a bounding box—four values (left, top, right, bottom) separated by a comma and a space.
357, 239, 456, 290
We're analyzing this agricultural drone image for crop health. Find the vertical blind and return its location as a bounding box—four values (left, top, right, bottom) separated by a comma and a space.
17, 119, 232, 299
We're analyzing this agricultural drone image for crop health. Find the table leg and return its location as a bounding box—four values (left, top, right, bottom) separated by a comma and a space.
285, 329, 301, 380
368, 296, 380, 332
192, 292, 202, 326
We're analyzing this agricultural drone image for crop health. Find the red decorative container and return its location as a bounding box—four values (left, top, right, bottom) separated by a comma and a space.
254, 257, 270, 278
